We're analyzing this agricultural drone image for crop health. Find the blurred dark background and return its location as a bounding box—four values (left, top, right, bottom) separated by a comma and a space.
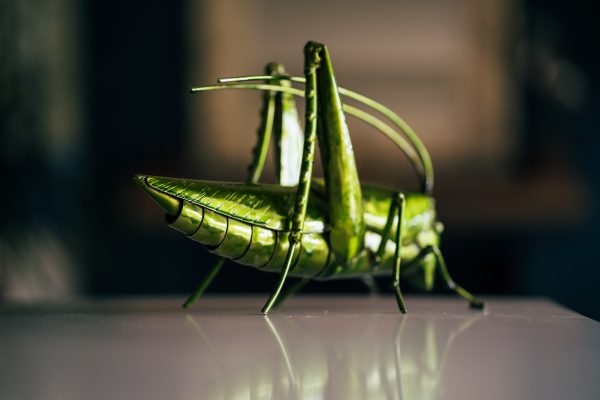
1, 0, 598, 319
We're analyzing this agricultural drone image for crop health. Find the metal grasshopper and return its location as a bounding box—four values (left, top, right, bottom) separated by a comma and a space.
135, 41, 483, 314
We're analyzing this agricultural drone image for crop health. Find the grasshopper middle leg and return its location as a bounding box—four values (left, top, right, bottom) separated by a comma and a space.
392, 193, 407, 313
373, 192, 407, 312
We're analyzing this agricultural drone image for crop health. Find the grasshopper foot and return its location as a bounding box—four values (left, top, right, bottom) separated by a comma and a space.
469, 300, 485, 310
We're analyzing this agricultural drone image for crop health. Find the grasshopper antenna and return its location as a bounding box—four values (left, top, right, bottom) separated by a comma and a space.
207, 75, 434, 194
190, 81, 430, 192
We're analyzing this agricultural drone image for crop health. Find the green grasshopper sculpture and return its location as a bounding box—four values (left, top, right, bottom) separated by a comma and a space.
135, 41, 483, 314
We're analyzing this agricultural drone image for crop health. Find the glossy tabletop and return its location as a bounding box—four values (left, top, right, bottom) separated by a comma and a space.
1, 296, 599, 400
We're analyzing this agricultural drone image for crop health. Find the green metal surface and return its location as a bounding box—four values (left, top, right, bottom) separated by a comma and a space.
312, 43, 365, 264
142, 175, 327, 233
137, 175, 439, 279
135, 41, 482, 314
236, 225, 276, 268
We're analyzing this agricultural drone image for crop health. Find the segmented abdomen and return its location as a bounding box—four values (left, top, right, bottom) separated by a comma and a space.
168, 201, 330, 277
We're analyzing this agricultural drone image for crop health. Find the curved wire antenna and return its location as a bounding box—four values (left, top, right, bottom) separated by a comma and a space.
217, 75, 434, 193
190, 83, 424, 186
191, 76, 433, 193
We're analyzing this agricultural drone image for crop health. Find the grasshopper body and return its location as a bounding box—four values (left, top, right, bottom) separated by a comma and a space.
136, 176, 440, 288
136, 42, 482, 313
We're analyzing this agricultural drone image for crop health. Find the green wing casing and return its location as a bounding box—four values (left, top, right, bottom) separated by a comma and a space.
135, 175, 331, 277
135, 175, 441, 284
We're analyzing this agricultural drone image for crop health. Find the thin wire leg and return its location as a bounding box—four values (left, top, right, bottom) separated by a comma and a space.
430, 245, 484, 309
273, 277, 310, 309
182, 257, 225, 308
392, 193, 407, 313
262, 242, 300, 315
262, 47, 321, 315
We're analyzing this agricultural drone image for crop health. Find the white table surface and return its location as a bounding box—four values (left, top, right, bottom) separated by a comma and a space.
1, 296, 599, 400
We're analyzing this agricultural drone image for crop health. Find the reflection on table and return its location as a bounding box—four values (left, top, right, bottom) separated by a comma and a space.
187, 308, 479, 399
